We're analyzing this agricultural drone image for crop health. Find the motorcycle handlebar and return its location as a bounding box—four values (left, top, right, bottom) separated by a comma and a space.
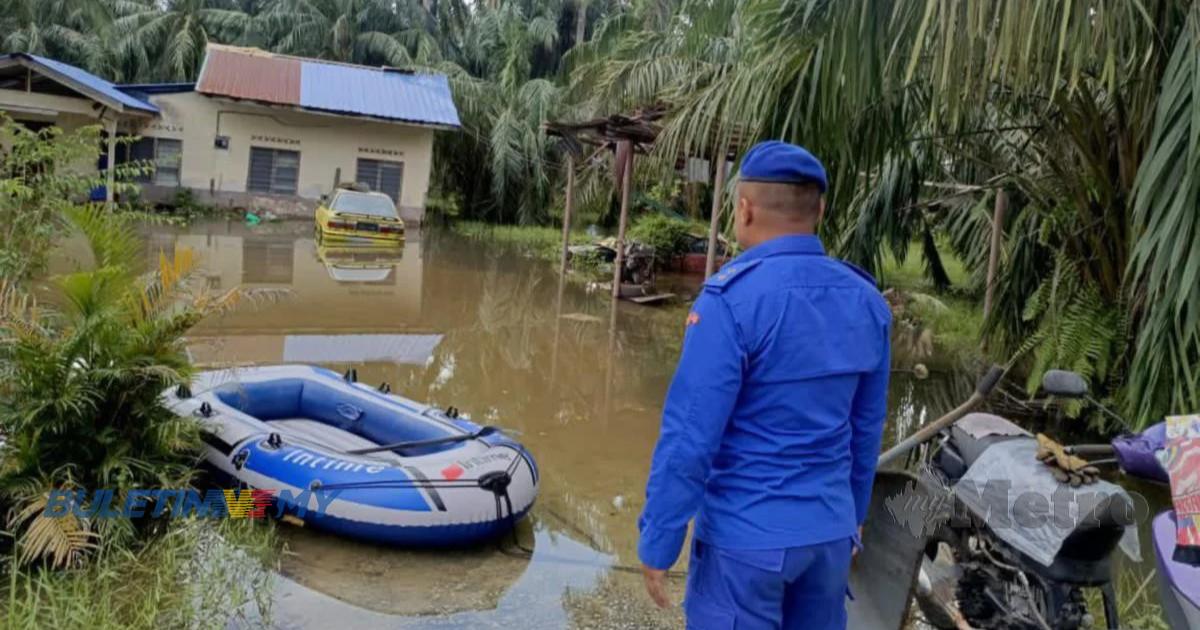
877, 364, 1007, 468
975, 364, 1005, 397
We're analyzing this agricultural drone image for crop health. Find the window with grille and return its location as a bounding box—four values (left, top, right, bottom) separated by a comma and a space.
355, 158, 403, 203
248, 147, 300, 195
124, 137, 183, 186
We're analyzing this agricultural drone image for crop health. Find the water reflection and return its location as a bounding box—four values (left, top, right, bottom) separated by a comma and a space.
132, 219, 977, 628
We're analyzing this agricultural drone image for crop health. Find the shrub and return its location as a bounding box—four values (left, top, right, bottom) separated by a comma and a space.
0, 207, 248, 567
627, 214, 699, 266
0, 116, 146, 282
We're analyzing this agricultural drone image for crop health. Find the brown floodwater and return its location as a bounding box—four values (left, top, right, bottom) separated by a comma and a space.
129, 218, 1159, 629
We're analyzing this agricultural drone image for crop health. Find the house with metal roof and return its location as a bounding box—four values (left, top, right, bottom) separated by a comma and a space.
0, 45, 460, 223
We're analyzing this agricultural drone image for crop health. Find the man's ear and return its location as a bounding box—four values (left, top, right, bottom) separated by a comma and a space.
738, 197, 753, 227
816, 197, 826, 225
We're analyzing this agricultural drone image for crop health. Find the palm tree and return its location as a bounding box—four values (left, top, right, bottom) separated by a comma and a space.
577, 0, 1198, 428
434, 2, 568, 224
0, 0, 111, 74
112, 0, 252, 82
256, 0, 416, 66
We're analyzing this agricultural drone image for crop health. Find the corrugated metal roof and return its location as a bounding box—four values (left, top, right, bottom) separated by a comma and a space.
0, 53, 158, 114
299, 62, 460, 127
196, 46, 301, 106
195, 45, 460, 128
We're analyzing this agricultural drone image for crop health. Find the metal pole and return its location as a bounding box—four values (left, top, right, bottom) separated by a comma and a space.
105, 117, 117, 206
611, 141, 633, 300
559, 154, 575, 277
704, 147, 729, 279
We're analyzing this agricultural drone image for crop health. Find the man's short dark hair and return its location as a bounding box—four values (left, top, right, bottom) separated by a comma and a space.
739, 181, 823, 217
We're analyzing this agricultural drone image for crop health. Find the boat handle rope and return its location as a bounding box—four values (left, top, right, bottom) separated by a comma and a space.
345, 426, 500, 455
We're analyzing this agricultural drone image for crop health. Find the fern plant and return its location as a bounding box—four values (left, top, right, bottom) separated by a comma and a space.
1017, 252, 1128, 424
0, 207, 244, 568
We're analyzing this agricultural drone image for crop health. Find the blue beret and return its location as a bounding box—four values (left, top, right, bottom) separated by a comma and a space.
737, 140, 828, 192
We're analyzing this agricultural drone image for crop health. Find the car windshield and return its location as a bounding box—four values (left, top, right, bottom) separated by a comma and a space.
330, 191, 398, 219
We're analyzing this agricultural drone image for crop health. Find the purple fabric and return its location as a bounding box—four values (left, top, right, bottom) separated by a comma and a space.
1113, 421, 1169, 483
1154, 511, 1200, 609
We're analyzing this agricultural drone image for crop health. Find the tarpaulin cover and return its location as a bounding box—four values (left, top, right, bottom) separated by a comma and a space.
955, 439, 1141, 567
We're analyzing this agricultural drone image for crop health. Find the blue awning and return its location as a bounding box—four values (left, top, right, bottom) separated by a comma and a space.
0, 53, 158, 114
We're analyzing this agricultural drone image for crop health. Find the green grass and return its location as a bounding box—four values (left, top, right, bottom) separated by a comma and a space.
878, 247, 973, 293
451, 220, 592, 262
1, 519, 278, 630
880, 246, 983, 359
1083, 567, 1168, 630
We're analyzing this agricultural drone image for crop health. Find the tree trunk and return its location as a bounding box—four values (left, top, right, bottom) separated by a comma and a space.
705, 148, 729, 279
983, 189, 1009, 320
575, 0, 589, 47
559, 154, 575, 276
922, 226, 952, 290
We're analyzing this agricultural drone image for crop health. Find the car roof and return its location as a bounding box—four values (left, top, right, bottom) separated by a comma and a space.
332, 189, 391, 200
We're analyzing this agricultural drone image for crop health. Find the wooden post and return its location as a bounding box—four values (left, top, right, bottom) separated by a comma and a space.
105, 117, 117, 206
558, 154, 575, 277
704, 147, 729, 279
982, 189, 1008, 319
611, 141, 634, 300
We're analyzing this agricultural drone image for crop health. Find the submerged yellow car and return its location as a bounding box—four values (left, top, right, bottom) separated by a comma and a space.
316, 189, 404, 243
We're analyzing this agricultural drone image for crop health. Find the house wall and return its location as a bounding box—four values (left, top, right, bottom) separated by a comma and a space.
128, 92, 436, 224
0, 90, 128, 174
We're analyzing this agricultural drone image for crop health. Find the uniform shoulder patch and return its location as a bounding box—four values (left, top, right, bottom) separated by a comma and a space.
836, 258, 878, 287
704, 259, 762, 293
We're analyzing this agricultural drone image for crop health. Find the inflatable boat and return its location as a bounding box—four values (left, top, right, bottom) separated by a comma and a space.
165, 365, 538, 546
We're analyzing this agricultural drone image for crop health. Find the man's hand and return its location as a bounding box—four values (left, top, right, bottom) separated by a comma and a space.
854, 525, 863, 557
641, 565, 671, 608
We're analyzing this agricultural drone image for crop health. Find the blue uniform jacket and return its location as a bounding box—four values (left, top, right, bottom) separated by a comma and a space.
638, 234, 892, 570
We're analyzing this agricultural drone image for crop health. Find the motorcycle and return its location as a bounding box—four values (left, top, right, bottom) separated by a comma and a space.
909, 369, 1142, 630
851, 366, 1196, 630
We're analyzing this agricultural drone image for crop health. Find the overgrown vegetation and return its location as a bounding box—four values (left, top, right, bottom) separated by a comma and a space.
570, 1, 1200, 429
452, 220, 591, 262
0, 206, 247, 567
15, 1, 1197, 427
0, 117, 142, 282
626, 214, 701, 268
0, 125, 278, 627
1, 519, 277, 629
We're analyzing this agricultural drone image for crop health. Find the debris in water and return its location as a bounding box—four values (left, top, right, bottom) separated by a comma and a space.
612, 495, 626, 511
560, 312, 603, 323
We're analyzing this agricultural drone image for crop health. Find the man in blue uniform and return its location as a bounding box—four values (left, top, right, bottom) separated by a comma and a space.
638, 141, 892, 629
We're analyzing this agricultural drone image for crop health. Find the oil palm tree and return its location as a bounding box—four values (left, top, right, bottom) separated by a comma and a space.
256, 0, 415, 66
434, 2, 567, 224
576, 0, 1198, 428
112, 0, 252, 82
0, 0, 112, 73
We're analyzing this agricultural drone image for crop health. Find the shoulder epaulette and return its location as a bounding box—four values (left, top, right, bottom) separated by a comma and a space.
704, 259, 762, 293
837, 258, 878, 286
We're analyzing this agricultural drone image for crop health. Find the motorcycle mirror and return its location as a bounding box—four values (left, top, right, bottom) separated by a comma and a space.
1042, 370, 1088, 398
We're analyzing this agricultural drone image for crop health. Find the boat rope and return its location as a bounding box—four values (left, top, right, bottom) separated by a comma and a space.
346, 426, 499, 455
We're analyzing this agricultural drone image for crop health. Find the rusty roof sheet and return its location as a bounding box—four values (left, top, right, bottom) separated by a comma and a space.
195, 45, 459, 128
197, 45, 301, 106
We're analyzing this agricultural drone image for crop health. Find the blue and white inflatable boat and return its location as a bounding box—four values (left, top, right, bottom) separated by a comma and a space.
165, 365, 538, 546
